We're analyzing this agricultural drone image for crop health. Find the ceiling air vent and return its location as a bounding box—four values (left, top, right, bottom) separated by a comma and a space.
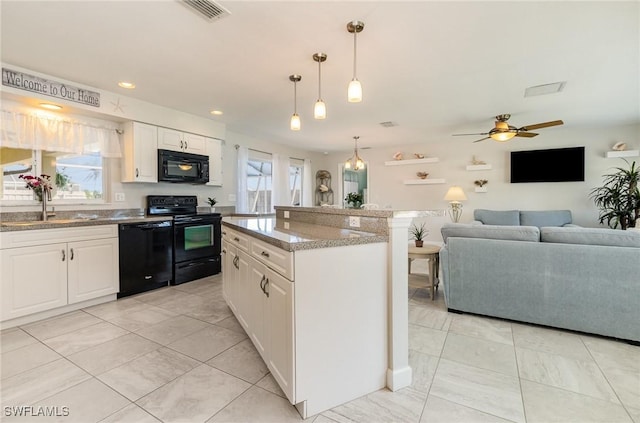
379, 121, 398, 128
181, 0, 231, 22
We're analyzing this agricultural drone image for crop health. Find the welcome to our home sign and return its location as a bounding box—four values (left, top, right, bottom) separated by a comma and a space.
2, 68, 100, 108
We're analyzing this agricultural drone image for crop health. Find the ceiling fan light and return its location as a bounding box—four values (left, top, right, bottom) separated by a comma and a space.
490, 131, 516, 142
348, 79, 362, 103
290, 113, 301, 131
314, 99, 326, 119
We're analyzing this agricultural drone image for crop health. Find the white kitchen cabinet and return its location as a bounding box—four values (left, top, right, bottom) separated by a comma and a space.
206, 137, 223, 186
67, 237, 119, 304
1, 243, 68, 320
222, 239, 249, 330
248, 259, 269, 360
158, 127, 207, 155
0, 225, 119, 323
121, 121, 158, 183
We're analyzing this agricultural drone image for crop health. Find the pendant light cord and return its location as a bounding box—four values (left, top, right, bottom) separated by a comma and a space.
318, 60, 322, 99
293, 80, 297, 114
352, 31, 358, 79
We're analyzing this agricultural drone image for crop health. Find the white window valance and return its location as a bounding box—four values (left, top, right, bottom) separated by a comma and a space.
0, 109, 122, 158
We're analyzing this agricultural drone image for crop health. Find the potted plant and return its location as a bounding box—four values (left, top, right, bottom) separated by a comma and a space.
590, 160, 639, 229
410, 223, 428, 247
207, 197, 217, 212
345, 192, 363, 209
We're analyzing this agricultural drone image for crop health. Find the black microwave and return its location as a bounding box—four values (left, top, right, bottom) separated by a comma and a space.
158, 149, 209, 184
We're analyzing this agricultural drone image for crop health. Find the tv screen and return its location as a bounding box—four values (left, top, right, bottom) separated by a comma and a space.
510, 147, 585, 183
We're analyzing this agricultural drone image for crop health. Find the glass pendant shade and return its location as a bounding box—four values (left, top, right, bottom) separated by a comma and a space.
345, 135, 365, 171
314, 100, 326, 119
490, 131, 516, 142
348, 79, 362, 103
290, 113, 301, 131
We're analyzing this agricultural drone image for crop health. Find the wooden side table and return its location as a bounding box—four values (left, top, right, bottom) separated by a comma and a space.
408, 243, 441, 301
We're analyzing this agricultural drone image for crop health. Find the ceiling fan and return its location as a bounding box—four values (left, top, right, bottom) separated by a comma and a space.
453, 114, 564, 143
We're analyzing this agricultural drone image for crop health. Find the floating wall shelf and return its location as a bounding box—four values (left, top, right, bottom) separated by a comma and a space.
384, 157, 439, 166
466, 164, 492, 171
403, 178, 446, 185
605, 150, 639, 158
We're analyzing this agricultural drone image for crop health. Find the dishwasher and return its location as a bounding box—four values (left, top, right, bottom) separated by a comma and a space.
118, 220, 173, 298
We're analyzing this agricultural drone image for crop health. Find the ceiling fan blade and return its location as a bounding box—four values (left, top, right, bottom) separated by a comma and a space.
515, 132, 538, 138
452, 132, 489, 136
472, 136, 491, 143
519, 120, 564, 131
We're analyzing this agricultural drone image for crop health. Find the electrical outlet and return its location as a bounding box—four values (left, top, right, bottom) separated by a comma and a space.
349, 216, 360, 228
115, 192, 125, 202
284, 211, 290, 218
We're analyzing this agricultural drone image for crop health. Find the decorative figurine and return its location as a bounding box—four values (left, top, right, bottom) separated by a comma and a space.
393, 152, 403, 160
416, 172, 429, 179
471, 155, 486, 165
474, 179, 488, 187
612, 142, 627, 151
414, 153, 425, 159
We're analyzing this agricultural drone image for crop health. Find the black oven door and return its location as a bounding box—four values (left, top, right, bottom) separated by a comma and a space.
174, 216, 221, 263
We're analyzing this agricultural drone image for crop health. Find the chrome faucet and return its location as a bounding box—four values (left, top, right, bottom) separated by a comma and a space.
41, 186, 55, 221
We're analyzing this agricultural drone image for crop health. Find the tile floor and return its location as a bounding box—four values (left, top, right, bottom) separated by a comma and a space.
1, 270, 639, 423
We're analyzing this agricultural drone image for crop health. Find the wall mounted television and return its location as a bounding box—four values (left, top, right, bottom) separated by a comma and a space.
510, 146, 585, 183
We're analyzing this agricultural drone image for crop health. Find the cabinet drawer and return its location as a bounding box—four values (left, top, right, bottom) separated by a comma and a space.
0, 225, 118, 249
250, 238, 293, 280
222, 227, 250, 251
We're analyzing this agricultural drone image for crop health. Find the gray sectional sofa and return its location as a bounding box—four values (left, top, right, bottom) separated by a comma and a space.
439, 219, 640, 342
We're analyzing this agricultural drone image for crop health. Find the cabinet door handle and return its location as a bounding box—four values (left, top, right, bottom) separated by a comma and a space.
185, 141, 188, 150
222, 231, 227, 235
222, 249, 226, 254
135, 168, 139, 178
180, 140, 184, 149
264, 278, 270, 298
233, 256, 239, 269
260, 275, 266, 293
70, 248, 74, 260
261, 251, 270, 258
61, 249, 65, 261
233, 237, 240, 242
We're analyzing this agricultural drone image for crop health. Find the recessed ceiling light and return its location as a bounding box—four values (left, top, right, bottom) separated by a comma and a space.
210, 110, 223, 115
524, 81, 566, 97
118, 81, 136, 89
40, 103, 62, 110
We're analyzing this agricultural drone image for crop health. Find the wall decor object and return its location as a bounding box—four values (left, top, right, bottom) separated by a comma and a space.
612, 142, 627, 151
315, 170, 333, 205
416, 172, 429, 179
414, 153, 425, 159
393, 152, 403, 160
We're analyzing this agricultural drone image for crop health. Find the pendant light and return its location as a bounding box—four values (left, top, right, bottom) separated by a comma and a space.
289, 74, 302, 131
313, 53, 327, 119
347, 20, 365, 103
345, 136, 365, 171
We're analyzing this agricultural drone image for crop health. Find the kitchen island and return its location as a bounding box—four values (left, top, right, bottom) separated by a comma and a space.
221, 216, 389, 418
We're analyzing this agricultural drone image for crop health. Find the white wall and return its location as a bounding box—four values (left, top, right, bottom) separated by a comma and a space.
317, 124, 640, 228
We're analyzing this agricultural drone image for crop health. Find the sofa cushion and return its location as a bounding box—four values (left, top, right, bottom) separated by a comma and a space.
541, 226, 640, 248
473, 209, 520, 226
520, 210, 572, 227
441, 223, 540, 243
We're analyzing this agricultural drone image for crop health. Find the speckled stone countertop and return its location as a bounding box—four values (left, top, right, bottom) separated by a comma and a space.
222, 217, 388, 251
0, 215, 171, 232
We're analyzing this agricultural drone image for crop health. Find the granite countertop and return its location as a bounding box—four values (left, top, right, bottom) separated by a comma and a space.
0, 215, 171, 232
222, 217, 388, 251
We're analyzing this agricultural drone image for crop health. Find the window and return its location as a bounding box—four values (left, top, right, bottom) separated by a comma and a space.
51, 151, 104, 200
246, 150, 272, 214
289, 158, 304, 206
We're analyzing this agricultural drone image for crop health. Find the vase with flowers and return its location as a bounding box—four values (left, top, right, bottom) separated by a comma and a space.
19, 174, 52, 202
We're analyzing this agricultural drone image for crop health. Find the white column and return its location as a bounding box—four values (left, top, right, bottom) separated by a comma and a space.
386, 216, 412, 390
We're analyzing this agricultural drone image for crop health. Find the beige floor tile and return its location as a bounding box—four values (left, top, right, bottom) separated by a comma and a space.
135, 314, 210, 345
516, 347, 619, 403
207, 339, 269, 383
582, 336, 640, 372
442, 332, 518, 377
596, 365, 640, 410
408, 349, 439, 394
43, 322, 129, 356
521, 379, 633, 423
511, 323, 592, 361
182, 299, 233, 324
98, 347, 200, 401
408, 305, 450, 330
312, 416, 340, 423
1, 328, 38, 353
1, 342, 60, 379
207, 385, 302, 422
430, 359, 525, 423
409, 324, 447, 357
167, 324, 247, 362
0, 358, 90, 407
256, 373, 286, 399
109, 306, 177, 332
173, 276, 222, 296
83, 297, 148, 321
131, 286, 184, 305
214, 315, 245, 334
420, 395, 515, 423
99, 403, 161, 423
67, 333, 161, 375
449, 314, 513, 346
26, 378, 130, 423
136, 364, 250, 423
21, 311, 102, 341
628, 407, 640, 423
324, 387, 427, 423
